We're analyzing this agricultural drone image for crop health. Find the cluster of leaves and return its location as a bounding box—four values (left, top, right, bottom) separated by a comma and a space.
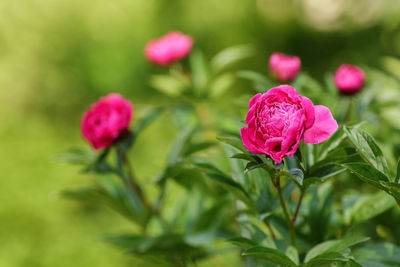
60, 43, 400, 267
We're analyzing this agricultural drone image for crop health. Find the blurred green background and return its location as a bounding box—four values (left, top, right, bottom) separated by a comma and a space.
1, 0, 400, 266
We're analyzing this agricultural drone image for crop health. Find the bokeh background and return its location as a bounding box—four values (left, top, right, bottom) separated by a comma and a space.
1, 0, 400, 266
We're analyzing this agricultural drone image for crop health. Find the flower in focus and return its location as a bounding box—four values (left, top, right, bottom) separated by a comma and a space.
145, 31, 194, 66
334, 64, 365, 95
241, 85, 338, 163
81, 93, 133, 150
269, 52, 301, 82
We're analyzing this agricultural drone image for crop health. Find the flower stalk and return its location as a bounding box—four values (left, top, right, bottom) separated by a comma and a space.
275, 175, 296, 247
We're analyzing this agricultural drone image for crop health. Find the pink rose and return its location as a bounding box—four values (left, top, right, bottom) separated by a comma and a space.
81, 93, 133, 150
269, 52, 301, 82
240, 85, 338, 163
334, 64, 365, 95
144, 31, 194, 66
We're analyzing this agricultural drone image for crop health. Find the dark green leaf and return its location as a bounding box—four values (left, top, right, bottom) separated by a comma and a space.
344, 126, 390, 177
231, 153, 263, 163
396, 159, 400, 183
242, 246, 297, 267
204, 173, 257, 211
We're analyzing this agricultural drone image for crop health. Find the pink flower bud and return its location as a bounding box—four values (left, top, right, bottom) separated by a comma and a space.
145, 31, 193, 66
334, 64, 365, 95
269, 52, 301, 82
81, 94, 133, 150
241, 85, 338, 163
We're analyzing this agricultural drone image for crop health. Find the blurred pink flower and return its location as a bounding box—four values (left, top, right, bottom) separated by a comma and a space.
145, 31, 193, 66
269, 52, 301, 82
334, 64, 365, 95
241, 85, 337, 163
81, 94, 133, 150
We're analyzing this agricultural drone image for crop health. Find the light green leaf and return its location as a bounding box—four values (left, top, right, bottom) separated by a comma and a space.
209, 72, 235, 99
189, 50, 208, 91
149, 74, 188, 96
344, 126, 390, 178
217, 136, 247, 153
344, 191, 396, 225
237, 70, 274, 89
211, 44, 255, 72
305, 236, 369, 263
343, 163, 389, 190
242, 246, 298, 267
227, 237, 258, 249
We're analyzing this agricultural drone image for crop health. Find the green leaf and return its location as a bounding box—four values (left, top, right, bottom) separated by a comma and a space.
133, 107, 164, 136
353, 242, 400, 267
231, 152, 262, 163
317, 127, 346, 161
302, 177, 329, 189
149, 74, 188, 96
242, 246, 297, 267
168, 127, 195, 165
203, 172, 257, 212
217, 136, 247, 153
286, 246, 300, 265
183, 141, 216, 156
304, 252, 349, 267
396, 159, 400, 183
237, 70, 274, 90
344, 191, 396, 225
55, 148, 96, 165
211, 44, 255, 72
344, 126, 390, 178
286, 168, 304, 186
189, 50, 208, 91
209, 72, 235, 99
304, 236, 369, 263
227, 237, 258, 249
343, 163, 389, 190
244, 162, 274, 175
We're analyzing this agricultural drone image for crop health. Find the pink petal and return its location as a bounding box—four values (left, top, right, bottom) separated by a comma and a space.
303, 105, 338, 144
301, 96, 315, 129
241, 127, 263, 154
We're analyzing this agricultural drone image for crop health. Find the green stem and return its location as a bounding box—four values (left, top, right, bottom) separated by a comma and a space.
116, 146, 169, 231
263, 219, 277, 239
292, 191, 304, 223
275, 176, 296, 247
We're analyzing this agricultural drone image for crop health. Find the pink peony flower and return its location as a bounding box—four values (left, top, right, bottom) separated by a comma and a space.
240, 85, 338, 163
269, 52, 301, 82
81, 93, 133, 150
145, 31, 193, 66
334, 64, 365, 95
